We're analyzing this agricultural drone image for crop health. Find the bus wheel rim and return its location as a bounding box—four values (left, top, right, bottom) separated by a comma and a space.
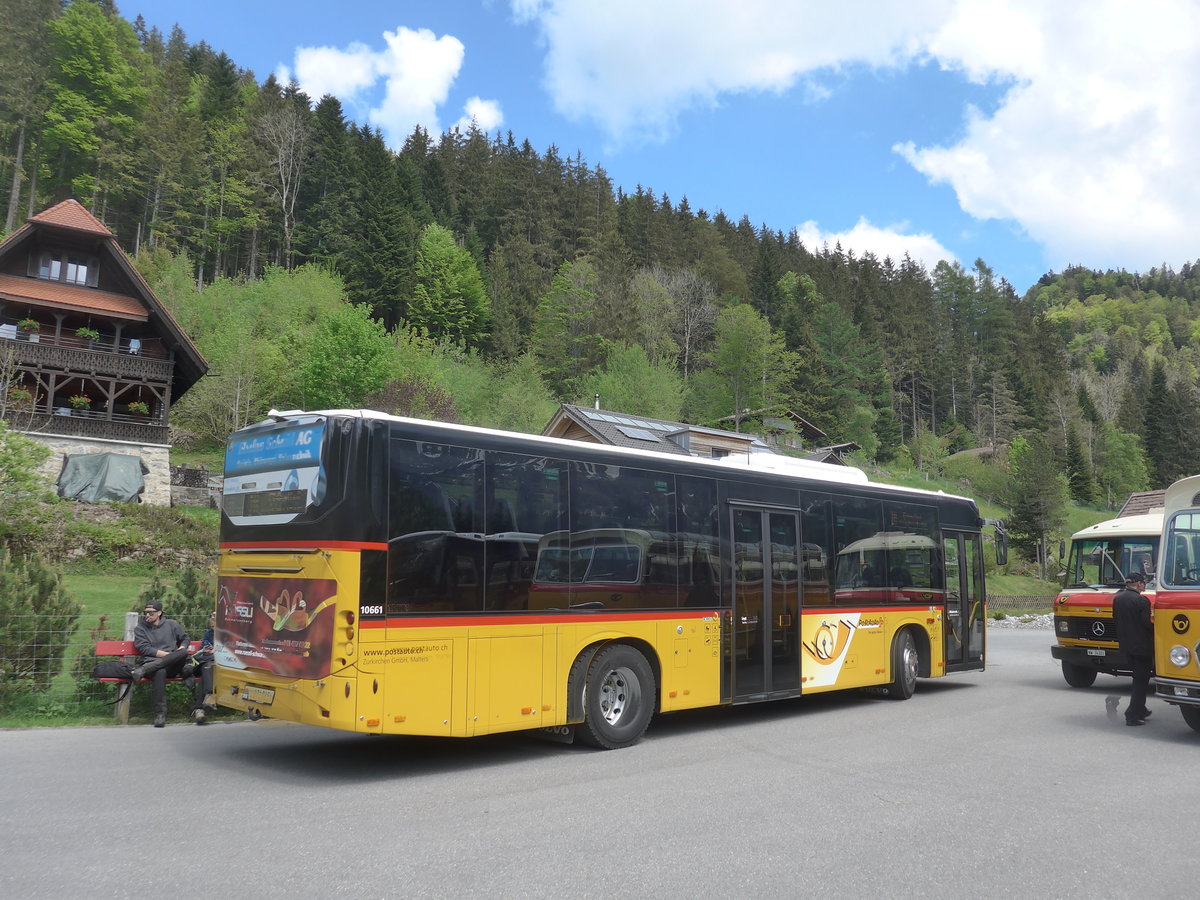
598, 666, 636, 725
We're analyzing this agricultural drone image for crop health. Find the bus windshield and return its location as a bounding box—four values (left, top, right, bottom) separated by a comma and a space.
1063, 536, 1157, 588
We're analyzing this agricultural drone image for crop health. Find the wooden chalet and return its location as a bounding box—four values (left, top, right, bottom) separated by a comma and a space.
0, 200, 207, 503
542, 404, 774, 459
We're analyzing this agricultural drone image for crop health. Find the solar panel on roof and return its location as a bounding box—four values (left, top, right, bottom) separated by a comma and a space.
615, 425, 660, 442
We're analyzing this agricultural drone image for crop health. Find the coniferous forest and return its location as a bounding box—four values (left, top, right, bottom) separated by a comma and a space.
5, 0, 1200, 541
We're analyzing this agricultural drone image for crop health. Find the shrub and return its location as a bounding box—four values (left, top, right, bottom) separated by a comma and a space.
0, 550, 82, 705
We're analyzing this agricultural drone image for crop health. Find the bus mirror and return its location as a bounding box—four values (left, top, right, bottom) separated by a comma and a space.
1058, 539, 1065, 560
985, 518, 1008, 566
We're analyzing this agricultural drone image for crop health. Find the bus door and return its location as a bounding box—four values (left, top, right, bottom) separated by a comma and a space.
942, 531, 985, 670
732, 505, 802, 700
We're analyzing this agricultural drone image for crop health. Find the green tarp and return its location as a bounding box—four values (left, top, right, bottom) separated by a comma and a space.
57, 452, 148, 503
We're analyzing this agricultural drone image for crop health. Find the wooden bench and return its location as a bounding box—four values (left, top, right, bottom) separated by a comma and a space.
94, 639, 202, 724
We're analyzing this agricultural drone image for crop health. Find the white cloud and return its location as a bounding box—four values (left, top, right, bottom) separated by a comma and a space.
509, 0, 953, 140
512, 0, 1200, 273
455, 97, 505, 133
282, 27, 500, 148
369, 27, 464, 145
796, 218, 956, 274
898, 0, 1200, 272
285, 43, 379, 101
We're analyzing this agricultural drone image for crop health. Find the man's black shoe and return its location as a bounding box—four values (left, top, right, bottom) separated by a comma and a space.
1126, 717, 1146, 726
182, 661, 196, 690
128, 665, 145, 684
153, 713, 166, 728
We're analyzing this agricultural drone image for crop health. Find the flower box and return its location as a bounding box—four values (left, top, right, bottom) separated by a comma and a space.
17, 318, 39, 334
67, 394, 91, 410
76, 326, 100, 341
127, 401, 150, 415
7, 387, 32, 405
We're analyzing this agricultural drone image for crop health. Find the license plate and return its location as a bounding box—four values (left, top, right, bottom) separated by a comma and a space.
1086, 648, 1105, 657
1175, 686, 1191, 697
241, 685, 275, 705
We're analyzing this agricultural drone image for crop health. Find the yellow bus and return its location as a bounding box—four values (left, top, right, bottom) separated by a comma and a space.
213, 410, 1005, 748
1050, 512, 1161, 687
1152, 474, 1200, 731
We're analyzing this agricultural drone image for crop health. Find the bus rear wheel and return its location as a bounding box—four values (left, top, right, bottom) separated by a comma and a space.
882, 629, 918, 700
1061, 661, 1097, 688
577, 644, 655, 750
1181, 705, 1200, 733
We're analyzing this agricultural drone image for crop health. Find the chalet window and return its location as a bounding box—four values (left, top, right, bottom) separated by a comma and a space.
30, 251, 99, 287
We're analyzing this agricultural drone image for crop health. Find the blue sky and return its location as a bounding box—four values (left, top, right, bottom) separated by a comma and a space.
127, 0, 1200, 295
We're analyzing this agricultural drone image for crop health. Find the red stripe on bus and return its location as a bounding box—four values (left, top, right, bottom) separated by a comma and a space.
220, 540, 389, 551
360, 610, 719, 628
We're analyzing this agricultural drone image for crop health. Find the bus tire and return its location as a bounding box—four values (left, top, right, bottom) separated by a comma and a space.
883, 629, 918, 700
576, 644, 655, 750
1181, 705, 1200, 733
1061, 661, 1097, 688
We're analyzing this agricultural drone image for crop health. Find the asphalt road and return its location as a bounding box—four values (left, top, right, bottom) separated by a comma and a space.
2, 628, 1196, 899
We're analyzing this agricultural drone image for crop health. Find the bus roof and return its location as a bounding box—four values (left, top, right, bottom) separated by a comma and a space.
1162, 474, 1200, 521
1069, 511, 1163, 542
261, 409, 978, 508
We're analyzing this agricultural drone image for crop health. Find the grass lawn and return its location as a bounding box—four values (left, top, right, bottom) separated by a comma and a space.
53, 574, 150, 694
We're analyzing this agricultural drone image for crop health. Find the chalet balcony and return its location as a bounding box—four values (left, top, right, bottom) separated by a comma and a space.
0, 329, 171, 380
2, 327, 174, 445
19, 407, 169, 444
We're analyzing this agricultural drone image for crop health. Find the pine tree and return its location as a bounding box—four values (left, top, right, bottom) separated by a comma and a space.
1008, 434, 1069, 578
1065, 425, 1098, 504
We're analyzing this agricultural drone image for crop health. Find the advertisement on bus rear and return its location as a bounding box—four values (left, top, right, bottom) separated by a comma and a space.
214, 575, 338, 679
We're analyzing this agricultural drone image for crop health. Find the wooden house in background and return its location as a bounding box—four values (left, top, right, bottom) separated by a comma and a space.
0, 200, 207, 503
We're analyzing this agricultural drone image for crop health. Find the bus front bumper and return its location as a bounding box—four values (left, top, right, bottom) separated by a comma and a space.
1050, 643, 1133, 676
1155, 676, 1200, 706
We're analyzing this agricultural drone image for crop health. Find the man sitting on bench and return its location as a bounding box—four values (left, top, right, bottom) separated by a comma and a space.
130, 599, 195, 727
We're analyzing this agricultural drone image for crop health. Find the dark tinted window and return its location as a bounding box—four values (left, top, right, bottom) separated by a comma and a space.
387, 440, 485, 613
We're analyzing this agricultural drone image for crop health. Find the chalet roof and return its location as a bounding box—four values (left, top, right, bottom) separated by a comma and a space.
0, 273, 147, 320
801, 443, 860, 465
1118, 490, 1166, 517
543, 404, 772, 456
28, 199, 114, 237
0, 200, 207, 396
717, 408, 827, 441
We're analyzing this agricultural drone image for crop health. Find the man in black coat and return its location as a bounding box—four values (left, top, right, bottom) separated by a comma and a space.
130, 599, 193, 728
1113, 572, 1153, 726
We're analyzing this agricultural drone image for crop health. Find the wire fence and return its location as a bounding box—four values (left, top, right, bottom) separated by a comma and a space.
987, 595, 1056, 613
0, 611, 217, 723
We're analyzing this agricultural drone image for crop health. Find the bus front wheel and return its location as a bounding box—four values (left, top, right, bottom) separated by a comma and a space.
1061, 661, 1097, 688
577, 644, 656, 750
883, 629, 918, 700
1180, 705, 1200, 733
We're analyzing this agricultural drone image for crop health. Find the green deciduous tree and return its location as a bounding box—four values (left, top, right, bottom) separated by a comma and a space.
408, 223, 490, 345
292, 303, 395, 410
575, 343, 685, 421
43, 0, 147, 203
1095, 423, 1149, 508
690, 303, 798, 430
